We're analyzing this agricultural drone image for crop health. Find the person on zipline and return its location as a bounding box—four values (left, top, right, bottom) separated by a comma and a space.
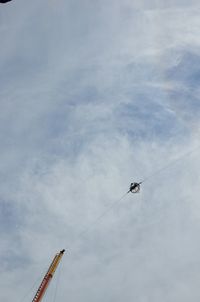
129, 182, 141, 193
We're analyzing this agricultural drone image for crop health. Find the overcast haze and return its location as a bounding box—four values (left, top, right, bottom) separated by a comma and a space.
1, 1, 200, 301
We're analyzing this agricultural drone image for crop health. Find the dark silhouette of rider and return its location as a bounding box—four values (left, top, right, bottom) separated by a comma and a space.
129, 182, 140, 193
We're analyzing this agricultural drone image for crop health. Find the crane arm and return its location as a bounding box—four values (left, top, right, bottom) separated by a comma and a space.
32, 249, 65, 302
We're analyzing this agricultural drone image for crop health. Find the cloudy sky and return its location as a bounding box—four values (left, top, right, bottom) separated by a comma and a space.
1, 0, 200, 301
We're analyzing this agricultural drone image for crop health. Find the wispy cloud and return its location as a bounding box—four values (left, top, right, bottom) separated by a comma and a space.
1, 1, 200, 301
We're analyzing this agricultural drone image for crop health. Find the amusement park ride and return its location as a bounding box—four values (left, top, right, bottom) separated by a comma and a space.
32, 250, 65, 302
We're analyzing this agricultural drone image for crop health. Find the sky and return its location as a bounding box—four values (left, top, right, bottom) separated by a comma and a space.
1, 0, 200, 301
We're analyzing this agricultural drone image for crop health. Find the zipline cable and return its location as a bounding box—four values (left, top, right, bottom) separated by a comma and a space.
68, 192, 129, 251
77, 192, 128, 239
55, 146, 200, 298
141, 145, 200, 184
68, 144, 200, 251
